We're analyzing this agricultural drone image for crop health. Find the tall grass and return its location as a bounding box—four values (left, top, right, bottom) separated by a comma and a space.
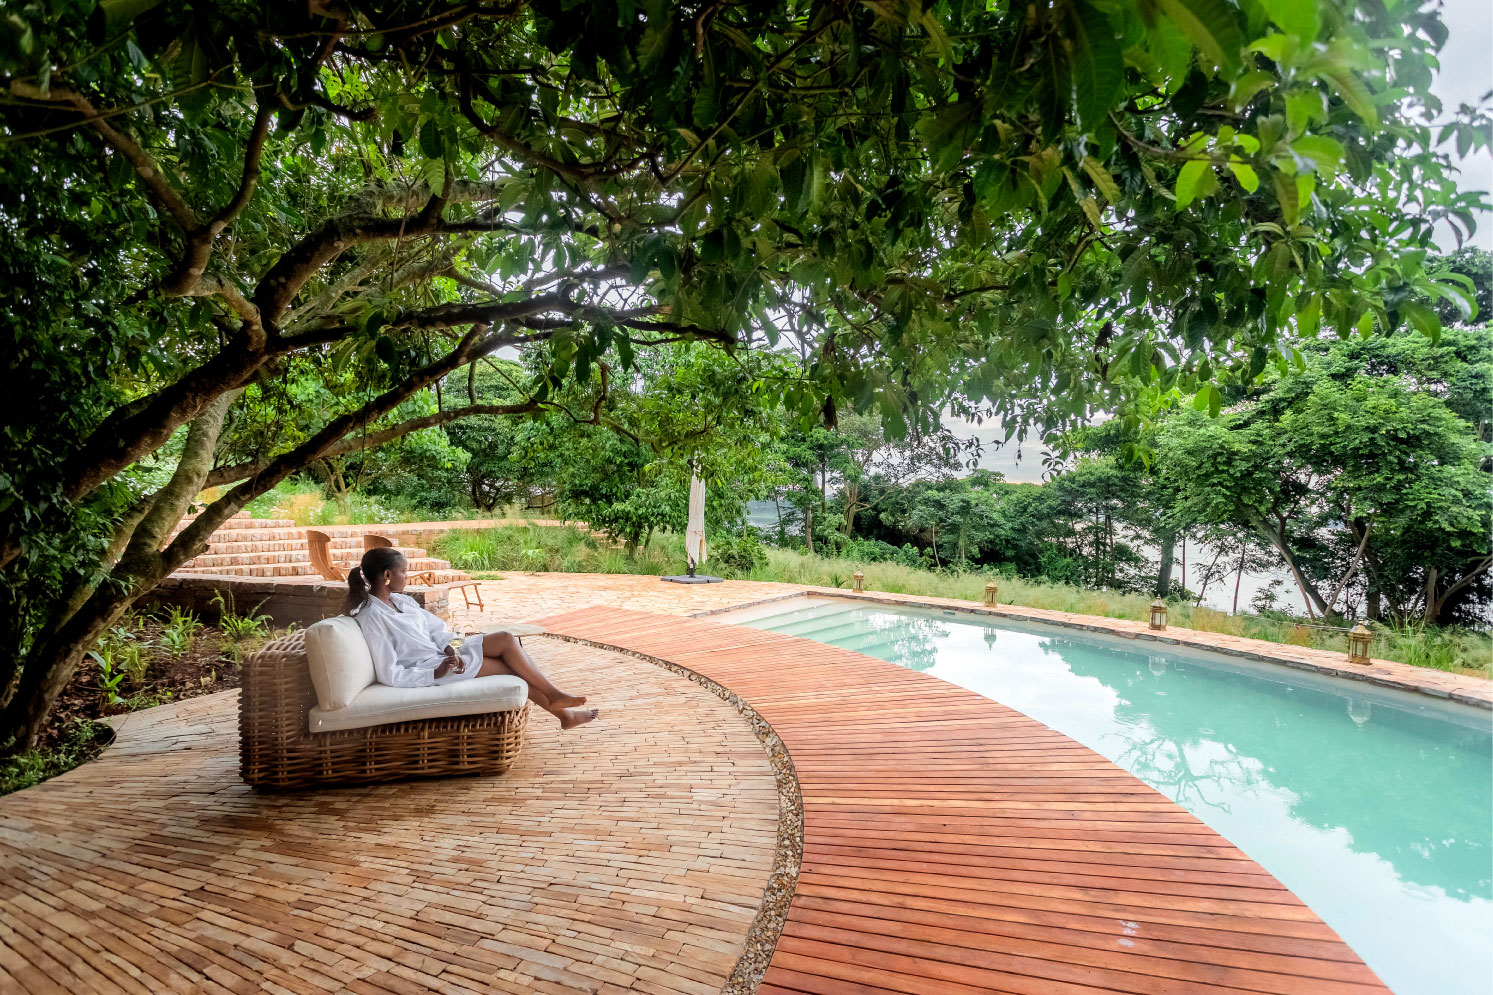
434, 524, 1492, 676
433, 524, 683, 575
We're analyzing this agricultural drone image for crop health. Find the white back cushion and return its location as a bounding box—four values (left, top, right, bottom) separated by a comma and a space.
304, 616, 376, 711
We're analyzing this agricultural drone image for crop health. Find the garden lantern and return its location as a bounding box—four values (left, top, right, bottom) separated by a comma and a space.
1347, 623, 1372, 664
1148, 597, 1167, 630
984, 581, 998, 606
852, 570, 864, 593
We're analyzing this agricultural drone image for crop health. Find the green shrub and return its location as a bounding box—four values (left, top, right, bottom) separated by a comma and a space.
709, 529, 768, 576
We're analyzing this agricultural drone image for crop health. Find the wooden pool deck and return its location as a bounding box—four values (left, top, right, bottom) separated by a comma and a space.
541, 606, 1391, 995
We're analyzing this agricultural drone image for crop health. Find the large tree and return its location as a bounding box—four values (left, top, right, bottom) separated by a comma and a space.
1157, 329, 1492, 623
0, 0, 1484, 749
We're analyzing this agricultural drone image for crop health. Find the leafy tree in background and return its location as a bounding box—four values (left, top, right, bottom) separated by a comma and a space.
1158, 330, 1492, 623
0, 0, 1486, 748
511, 345, 780, 554
442, 359, 558, 512
1431, 247, 1492, 328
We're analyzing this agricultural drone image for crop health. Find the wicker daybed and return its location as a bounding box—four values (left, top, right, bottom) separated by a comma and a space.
239, 622, 529, 790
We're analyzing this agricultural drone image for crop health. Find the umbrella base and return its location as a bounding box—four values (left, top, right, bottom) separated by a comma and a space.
660, 574, 724, 584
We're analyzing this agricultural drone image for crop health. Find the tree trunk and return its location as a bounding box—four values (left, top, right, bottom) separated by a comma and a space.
1254, 522, 1329, 619
1194, 547, 1223, 606
1180, 536, 1186, 593
1367, 587, 1382, 621
804, 505, 813, 555
1157, 535, 1175, 597
1323, 520, 1373, 617
0, 393, 236, 753
1232, 542, 1247, 615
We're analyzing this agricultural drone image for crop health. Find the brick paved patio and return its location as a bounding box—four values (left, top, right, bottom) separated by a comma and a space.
2, 572, 1486, 994
0, 640, 778, 994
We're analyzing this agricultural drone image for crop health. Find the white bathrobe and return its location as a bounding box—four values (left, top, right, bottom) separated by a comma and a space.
351, 593, 482, 688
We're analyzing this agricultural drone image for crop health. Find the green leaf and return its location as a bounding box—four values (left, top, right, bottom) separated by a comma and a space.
1157, 0, 1245, 74
1259, 0, 1319, 42
1174, 157, 1216, 207
1081, 156, 1122, 203
1069, 1, 1123, 129
1297, 294, 1321, 337
1272, 168, 1299, 227
1399, 301, 1442, 342
1319, 65, 1378, 130
1227, 161, 1259, 192
91, 0, 167, 40
1080, 195, 1104, 229
1148, 18, 1194, 90
1290, 135, 1344, 174
1285, 90, 1324, 134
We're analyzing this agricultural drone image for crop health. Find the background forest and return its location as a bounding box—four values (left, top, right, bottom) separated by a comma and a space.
252, 246, 1493, 635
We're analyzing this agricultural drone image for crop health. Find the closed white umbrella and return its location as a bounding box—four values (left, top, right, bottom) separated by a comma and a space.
662, 469, 721, 584
684, 472, 707, 573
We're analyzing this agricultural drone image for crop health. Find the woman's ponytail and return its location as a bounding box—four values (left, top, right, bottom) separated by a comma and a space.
342, 546, 406, 616
342, 565, 370, 616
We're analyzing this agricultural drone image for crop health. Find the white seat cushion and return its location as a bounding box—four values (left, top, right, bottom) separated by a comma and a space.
308, 675, 529, 733
304, 617, 376, 710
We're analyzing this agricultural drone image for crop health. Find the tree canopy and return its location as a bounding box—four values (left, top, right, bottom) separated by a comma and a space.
0, 0, 1487, 748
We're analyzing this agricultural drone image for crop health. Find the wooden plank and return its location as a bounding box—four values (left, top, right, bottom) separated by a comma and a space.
540, 606, 1391, 995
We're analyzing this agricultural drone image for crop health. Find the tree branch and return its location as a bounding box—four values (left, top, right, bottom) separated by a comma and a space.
9, 81, 198, 229
203, 400, 543, 489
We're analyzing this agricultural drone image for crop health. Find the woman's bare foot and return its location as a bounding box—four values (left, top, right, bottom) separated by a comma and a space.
550, 692, 587, 709
556, 707, 599, 730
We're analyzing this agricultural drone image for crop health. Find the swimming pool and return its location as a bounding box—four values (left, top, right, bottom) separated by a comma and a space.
730, 598, 1493, 995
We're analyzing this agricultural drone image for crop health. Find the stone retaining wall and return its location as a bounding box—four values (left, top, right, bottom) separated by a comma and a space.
147, 573, 451, 627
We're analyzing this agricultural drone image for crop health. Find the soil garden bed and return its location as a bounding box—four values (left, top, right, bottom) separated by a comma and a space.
3, 613, 280, 795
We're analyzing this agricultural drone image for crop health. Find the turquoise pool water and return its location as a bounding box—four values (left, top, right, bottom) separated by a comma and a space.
738, 600, 1493, 995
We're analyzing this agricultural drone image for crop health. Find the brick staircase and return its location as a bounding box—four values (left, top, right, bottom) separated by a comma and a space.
170, 513, 475, 586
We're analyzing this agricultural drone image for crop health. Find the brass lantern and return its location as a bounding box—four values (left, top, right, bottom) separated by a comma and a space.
852, 570, 865, 593
1347, 623, 1372, 664
984, 581, 999, 606
1148, 597, 1168, 630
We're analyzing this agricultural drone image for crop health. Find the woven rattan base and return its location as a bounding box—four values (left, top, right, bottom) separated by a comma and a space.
239, 631, 529, 790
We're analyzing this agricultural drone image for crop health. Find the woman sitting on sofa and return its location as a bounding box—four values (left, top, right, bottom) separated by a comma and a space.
343, 546, 598, 730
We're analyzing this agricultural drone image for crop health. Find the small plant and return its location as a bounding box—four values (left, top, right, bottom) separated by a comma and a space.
87, 622, 153, 705
210, 590, 272, 641
157, 605, 203, 659
117, 640, 150, 689
521, 547, 548, 571
87, 642, 127, 706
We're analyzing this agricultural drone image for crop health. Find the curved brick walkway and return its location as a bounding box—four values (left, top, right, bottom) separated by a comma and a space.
0, 640, 778, 994
542, 606, 1391, 995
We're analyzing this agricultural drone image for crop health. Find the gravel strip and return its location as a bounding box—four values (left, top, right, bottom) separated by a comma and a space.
539, 633, 803, 995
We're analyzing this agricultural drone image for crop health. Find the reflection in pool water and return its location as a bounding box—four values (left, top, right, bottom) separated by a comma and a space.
740, 602, 1493, 995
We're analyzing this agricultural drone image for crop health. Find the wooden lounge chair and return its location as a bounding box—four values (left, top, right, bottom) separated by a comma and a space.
304, 529, 345, 582
366, 532, 485, 610
239, 625, 529, 790
363, 533, 437, 585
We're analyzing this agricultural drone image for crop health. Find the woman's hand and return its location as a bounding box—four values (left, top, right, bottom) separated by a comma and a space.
434, 645, 461, 679
439, 643, 465, 676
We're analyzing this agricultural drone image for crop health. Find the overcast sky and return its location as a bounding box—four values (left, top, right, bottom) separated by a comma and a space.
1432, 0, 1492, 249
